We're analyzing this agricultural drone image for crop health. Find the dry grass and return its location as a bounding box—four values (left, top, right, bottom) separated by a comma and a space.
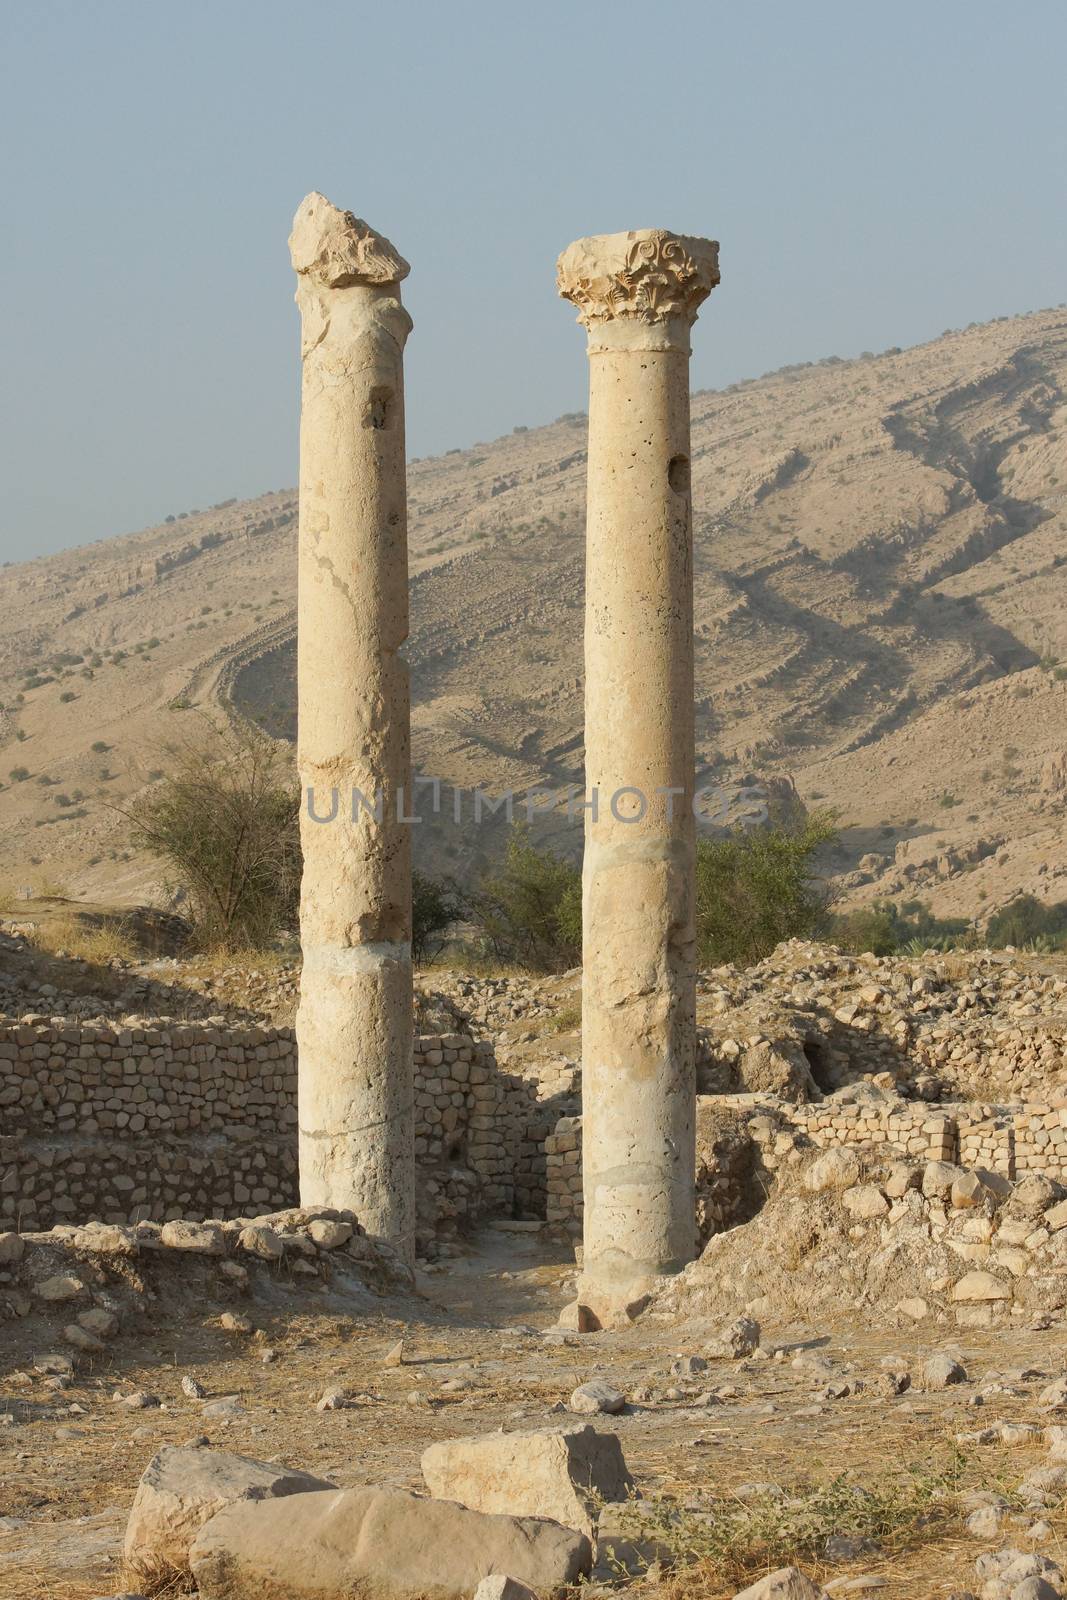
121, 1553, 192, 1597
25, 912, 137, 964
599, 1451, 970, 1596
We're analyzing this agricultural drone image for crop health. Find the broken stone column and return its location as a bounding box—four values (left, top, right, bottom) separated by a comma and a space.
289, 192, 414, 1256
557, 229, 720, 1325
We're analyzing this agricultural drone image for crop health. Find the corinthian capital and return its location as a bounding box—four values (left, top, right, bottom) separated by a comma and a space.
557, 228, 720, 333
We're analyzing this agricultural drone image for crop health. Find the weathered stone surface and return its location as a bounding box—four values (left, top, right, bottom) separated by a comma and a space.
708, 1315, 761, 1358
237, 1225, 283, 1262
290, 191, 415, 1257
805, 1148, 861, 1192
472, 1580, 538, 1600
189, 1485, 592, 1598
307, 1219, 352, 1250
0, 1231, 25, 1263
732, 1567, 827, 1599
843, 1184, 889, 1219
160, 1220, 225, 1255
558, 227, 718, 1319
923, 1353, 968, 1389
35, 1273, 84, 1302
568, 1380, 625, 1416
421, 1424, 633, 1536
1012, 1177, 1061, 1215
71, 1223, 139, 1255
952, 1271, 1011, 1302
922, 1161, 964, 1199
123, 1445, 333, 1579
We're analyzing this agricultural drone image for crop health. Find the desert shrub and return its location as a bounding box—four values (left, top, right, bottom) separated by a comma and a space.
412, 870, 459, 964
8, 766, 29, 783
695, 812, 838, 967
122, 721, 299, 951
469, 827, 581, 971
986, 895, 1067, 950
609, 1457, 962, 1595
832, 897, 973, 956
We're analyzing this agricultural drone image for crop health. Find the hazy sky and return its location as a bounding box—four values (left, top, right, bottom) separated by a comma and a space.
2, 0, 1066, 563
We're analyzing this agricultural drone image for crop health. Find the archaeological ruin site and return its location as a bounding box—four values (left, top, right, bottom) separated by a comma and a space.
3, 187, 1067, 1600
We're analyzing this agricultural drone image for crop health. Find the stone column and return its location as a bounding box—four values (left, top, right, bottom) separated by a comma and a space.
557, 230, 720, 1326
289, 192, 414, 1257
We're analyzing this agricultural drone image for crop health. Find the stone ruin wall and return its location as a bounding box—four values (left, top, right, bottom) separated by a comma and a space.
6, 1014, 1067, 1243
0, 1020, 557, 1238
547, 1095, 1067, 1238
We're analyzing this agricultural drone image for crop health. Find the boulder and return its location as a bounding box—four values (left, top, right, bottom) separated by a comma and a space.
237, 1225, 283, 1262
308, 1219, 353, 1249
922, 1162, 964, 1199
71, 1223, 139, 1255
421, 1424, 633, 1536
803, 1148, 861, 1193
732, 1568, 828, 1599
123, 1445, 333, 1581
951, 1172, 999, 1210
473, 1581, 538, 1600
189, 1485, 592, 1598
0, 1231, 25, 1264
708, 1315, 761, 1359
35, 1273, 85, 1303
952, 1271, 1012, 1303
160, 1220, 226, 1255
884, 1164, 921, 1199
842, 1184, 889, 1220
568, 1380, 625, 1416
1011, 1177, 1061, 1216
923, 1353, 967, 1389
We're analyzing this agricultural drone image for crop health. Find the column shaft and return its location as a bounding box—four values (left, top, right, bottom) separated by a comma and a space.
582, 331, 697, 1299
558, 229, 720, 1324
290, 193, 415, 1256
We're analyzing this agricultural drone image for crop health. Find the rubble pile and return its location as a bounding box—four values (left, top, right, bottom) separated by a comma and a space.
656, 1144, 1067, 1331
0, 1207, 410, 1368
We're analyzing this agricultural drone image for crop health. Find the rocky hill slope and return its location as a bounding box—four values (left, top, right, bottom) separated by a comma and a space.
1, 306, 1065, 916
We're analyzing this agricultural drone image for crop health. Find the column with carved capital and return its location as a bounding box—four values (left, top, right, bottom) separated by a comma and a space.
289, 192, 414, 1258
558, 229, 720, 1325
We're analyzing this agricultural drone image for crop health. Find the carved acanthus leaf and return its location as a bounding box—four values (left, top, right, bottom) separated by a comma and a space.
557, 229, 720, 329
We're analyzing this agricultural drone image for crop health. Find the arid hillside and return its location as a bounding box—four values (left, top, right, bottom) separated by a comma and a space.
1, 305, 1065, 918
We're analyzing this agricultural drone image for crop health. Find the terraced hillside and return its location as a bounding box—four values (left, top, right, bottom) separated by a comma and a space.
1, 306, 1065, 918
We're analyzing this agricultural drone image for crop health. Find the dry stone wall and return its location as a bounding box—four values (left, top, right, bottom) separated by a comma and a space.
547, 1092, 1067, 1238
0, 1020, 516, 1236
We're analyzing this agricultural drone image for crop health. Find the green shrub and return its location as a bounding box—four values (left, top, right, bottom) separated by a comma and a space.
469, 827, 581, 971
986, 895, 1067, 950
831, 898, 974, 956
412, 870, 459, 964
122, 722, 299, 951
695, 811, 838, 966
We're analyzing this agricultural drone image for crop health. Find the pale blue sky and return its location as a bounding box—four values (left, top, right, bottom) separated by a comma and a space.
2, 0, 1065, 562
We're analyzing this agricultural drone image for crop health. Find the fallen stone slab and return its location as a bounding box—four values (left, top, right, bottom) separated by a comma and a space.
421, 1423, 633, 1536
123, 1444, 333, 1582
189, 1485, 592, 1598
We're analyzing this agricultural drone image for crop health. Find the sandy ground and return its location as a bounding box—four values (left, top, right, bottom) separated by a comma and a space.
3, 1227, 1067, 1600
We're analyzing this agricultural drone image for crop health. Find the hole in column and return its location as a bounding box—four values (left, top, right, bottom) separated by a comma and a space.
668, 454, 690, 492
366, 388, 393, 430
